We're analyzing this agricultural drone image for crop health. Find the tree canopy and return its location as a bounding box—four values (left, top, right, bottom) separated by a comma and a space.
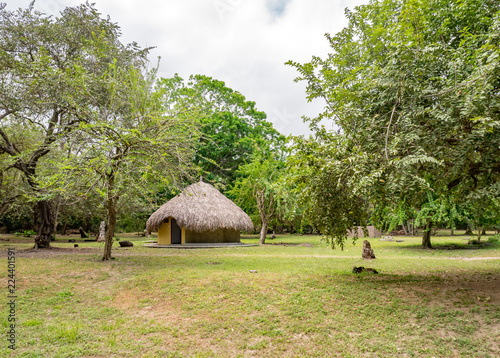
287, 0, 500, 248
160, 74, 285, 192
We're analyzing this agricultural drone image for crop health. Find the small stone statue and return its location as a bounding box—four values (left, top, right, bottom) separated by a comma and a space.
97, 221, 106, 242
362, 240, 376, 260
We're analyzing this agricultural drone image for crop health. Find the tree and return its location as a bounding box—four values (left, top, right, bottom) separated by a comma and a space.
287, 135, 371, 249
0, 3, 151, 248
47, 65, 200, 260
230, 151, 285, 244
287, 0, 500, 248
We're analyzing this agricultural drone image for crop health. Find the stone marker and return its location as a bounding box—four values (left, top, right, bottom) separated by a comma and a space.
74, 244, 79, 248
119, 241, 133, 247
97, 221, 106, 242
362, 240, 376, 260
249, 270, 258, 273
352, 266, 378, 274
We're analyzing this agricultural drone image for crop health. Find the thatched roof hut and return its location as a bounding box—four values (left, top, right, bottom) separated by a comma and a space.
146, 180, 253, 245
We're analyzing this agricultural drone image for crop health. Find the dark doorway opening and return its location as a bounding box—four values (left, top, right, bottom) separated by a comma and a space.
171, 218, 181, 244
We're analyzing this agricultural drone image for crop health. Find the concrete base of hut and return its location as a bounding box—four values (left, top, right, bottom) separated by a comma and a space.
143, 242, 257, 249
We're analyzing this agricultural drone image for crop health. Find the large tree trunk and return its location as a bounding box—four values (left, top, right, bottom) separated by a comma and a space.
422, 219, 432, 249
102, 175, 117, 261
102, 202, 116, 261
259, 221, 268, 245
34, 200, 55, 249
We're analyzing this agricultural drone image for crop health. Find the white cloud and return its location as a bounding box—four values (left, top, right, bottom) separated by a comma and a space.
7, 0, 368, 136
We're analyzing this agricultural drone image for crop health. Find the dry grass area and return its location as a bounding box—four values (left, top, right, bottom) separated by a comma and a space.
0, 233, 499, 357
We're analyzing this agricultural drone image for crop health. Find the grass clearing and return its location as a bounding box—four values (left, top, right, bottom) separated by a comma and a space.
0, 233, 498, 357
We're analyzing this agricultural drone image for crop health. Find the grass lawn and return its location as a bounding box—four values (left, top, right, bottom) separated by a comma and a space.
0, 232, 498, 357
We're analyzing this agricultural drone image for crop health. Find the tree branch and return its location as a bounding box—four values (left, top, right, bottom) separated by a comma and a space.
385, 99, 399, 160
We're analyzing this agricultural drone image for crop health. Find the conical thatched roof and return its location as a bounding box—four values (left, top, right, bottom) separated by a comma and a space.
146, 181, 254, 233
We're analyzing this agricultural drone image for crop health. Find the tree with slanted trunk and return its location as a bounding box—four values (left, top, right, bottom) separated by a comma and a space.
0, 3, 151, 248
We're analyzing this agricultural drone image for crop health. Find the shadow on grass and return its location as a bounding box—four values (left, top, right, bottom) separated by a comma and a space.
392, 242, 497, 251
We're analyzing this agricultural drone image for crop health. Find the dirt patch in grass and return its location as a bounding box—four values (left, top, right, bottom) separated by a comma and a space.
12, 246, 101, 258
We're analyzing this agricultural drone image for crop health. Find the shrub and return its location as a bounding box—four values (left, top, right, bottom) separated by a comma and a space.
23, 230, 37, 237
487, 234, 500, 244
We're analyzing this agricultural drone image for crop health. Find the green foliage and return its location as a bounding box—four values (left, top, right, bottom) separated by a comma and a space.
14, 229, 36, 237
488, 234, 500, 244
230, 150, 290, 242
287, 136, 371, 248
24, 229, 37, 237
287, 0, 500, 248
43, 56, 200, 259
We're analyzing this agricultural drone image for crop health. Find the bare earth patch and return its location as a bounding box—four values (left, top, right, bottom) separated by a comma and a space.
12, 246, 101, 258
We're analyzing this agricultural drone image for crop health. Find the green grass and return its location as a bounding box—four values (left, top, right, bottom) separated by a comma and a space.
0, 233, 498, 357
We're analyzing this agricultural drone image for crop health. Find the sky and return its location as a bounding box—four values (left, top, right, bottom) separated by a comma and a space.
6, 0, 368, 136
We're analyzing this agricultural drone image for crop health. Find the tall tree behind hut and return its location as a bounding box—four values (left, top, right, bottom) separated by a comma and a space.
158, 75, 285, 193
230, 152, 285, 244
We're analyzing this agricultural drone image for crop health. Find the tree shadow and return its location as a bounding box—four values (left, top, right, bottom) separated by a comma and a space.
391, 242, 496, 251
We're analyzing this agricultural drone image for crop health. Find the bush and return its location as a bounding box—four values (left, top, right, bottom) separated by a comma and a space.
14, 229, 37, 237
487, 234, 500, 244
23, 230, 37, 237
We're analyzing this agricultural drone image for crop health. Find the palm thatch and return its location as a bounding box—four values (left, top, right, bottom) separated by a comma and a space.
146, 181, 254, 233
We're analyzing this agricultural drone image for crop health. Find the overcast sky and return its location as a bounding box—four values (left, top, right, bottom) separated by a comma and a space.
7, 0, 368, 136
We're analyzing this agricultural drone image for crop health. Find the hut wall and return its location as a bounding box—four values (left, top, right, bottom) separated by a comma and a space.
158, 220, 172, 245
223, 229, 240, 243
184, 228, 240, 243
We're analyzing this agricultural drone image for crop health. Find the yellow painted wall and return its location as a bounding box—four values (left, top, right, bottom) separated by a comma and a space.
158, 220, 239, 245
157, 219, 172, 245
184, 229, 240, 243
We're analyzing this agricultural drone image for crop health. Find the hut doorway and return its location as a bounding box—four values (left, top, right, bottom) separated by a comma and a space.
171, 218, 181, 244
